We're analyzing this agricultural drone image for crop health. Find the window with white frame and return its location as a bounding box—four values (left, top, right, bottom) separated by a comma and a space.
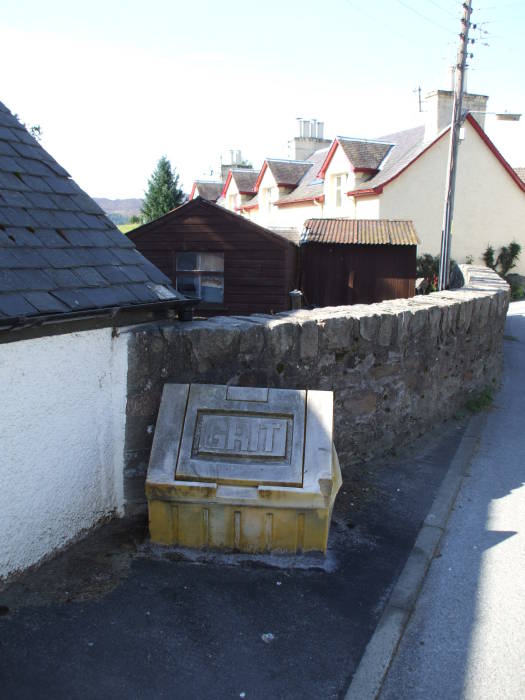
263, 187, 273, 214
333, 174, 346, 207
176, 252, 224, 304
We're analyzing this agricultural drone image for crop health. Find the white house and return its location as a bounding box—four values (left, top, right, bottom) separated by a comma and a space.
220, 90, 525, 275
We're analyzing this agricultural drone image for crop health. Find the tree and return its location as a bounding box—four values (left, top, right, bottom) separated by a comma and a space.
141, 156, 184, 223
483, 242, 521, 276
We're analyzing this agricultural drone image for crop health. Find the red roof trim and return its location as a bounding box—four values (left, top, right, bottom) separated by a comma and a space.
276, 194, 325, 207
317, 138, 380, 179
189, 182, 197, 200
465, 113, 525, 192
347, 186, 383, 197
254, 162, 268, 193
221, 170, 233, 199
317, 139, 340, 179
347, 127, 451, 197
238, 202, 259, 211
348, 114, 525, 198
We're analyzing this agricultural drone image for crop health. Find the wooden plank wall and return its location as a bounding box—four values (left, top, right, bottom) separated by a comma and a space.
300, 244, 416, 307
129, 204, 298, 316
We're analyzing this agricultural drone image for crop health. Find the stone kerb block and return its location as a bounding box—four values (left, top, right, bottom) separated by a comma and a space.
146, 383, 342, 554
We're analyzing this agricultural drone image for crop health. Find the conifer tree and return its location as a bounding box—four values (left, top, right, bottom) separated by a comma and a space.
141, 156, 184, 223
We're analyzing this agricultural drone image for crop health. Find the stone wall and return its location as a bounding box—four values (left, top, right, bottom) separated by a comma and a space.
123, 265, 509, 511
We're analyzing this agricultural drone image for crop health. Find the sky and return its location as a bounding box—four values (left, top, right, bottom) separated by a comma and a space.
1, 0, 524, 199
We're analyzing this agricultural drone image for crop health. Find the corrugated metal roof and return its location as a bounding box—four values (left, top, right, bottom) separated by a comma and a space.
301, 218, 419, 246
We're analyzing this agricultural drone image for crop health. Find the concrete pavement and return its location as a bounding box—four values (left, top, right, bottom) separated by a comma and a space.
378, 300, 525, 700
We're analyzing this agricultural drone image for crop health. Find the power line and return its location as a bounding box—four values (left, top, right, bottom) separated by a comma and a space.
393, 0, 457, 33
422, 0, 460, 20
345, 0, 416, 42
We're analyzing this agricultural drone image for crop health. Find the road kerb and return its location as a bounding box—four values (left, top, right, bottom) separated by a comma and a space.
344, 412, 488, 700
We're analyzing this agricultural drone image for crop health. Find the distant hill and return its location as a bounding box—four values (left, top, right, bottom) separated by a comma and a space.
94, 198, 143, 221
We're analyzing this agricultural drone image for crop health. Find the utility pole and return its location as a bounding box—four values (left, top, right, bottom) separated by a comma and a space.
438, 0, 474, 291
413, 86, 422, 112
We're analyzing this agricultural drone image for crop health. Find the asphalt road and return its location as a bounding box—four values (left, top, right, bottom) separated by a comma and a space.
379, 300, 525, 700
0, 416, 467, 700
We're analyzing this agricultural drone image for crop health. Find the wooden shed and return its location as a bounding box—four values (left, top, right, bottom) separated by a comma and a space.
128, 197, 299, 315
300, 219, 418, 306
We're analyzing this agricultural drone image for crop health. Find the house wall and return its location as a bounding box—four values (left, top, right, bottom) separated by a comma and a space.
273, 201, 324, 231
222, 178, 239, 212
379, 120, 525, 274
252, 168, 278, 227
323, 146, 355, 217
0, 328, 128, 580
355, 195, 380, 219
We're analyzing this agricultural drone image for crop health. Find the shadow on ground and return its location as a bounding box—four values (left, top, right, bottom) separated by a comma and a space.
0, 418, 468, 700
378, 303, 525, 700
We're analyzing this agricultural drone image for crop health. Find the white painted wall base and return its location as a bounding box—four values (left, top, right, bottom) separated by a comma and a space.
0, 327, 128, 580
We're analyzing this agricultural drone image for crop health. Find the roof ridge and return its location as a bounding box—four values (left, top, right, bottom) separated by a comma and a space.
337, 135, 395, 145
266, 158, 313, 165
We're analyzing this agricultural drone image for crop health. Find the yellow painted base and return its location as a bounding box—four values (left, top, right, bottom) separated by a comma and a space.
147, 499, 331, 553
146, 446, 341, 554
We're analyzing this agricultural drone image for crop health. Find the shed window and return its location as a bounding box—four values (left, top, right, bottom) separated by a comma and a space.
176, 252, 224, 304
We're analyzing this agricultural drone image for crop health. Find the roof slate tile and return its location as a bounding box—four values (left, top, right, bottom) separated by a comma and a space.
0, 293, 38, 316
74, 266, 108, 287
97, 265, 132, 284
0, 100, 185, 322
22, 291, 69, 313
50, 288, 97, 311
112, 247, 141, 264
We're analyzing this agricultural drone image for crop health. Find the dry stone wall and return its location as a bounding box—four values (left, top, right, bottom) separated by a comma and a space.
124, 265, 509, 511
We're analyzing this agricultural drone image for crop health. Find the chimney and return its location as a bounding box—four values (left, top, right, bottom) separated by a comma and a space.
424, 88, 489, 141
288, 118, 332, 160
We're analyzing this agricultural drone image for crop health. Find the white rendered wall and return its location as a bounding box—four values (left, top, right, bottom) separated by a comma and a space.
271, 201, 323, 231
355, 195, 380, 219
0, 327, 128, 579
379, 120, 525, 274
323, 145, 355, 217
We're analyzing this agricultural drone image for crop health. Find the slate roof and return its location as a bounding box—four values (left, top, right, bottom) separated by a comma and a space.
231, 169, 258, 193
194, 181, 223, 202
0, 101, 185, 325
275, 148, 329, 205
265, 160, 312, 187
514, 167, 525, 183
301, 219, 419, 246
337, 137, 393, 171
351, 126, 427, 192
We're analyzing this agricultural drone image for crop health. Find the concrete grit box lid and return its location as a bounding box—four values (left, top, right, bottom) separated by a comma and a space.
147, 383, 334, 490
